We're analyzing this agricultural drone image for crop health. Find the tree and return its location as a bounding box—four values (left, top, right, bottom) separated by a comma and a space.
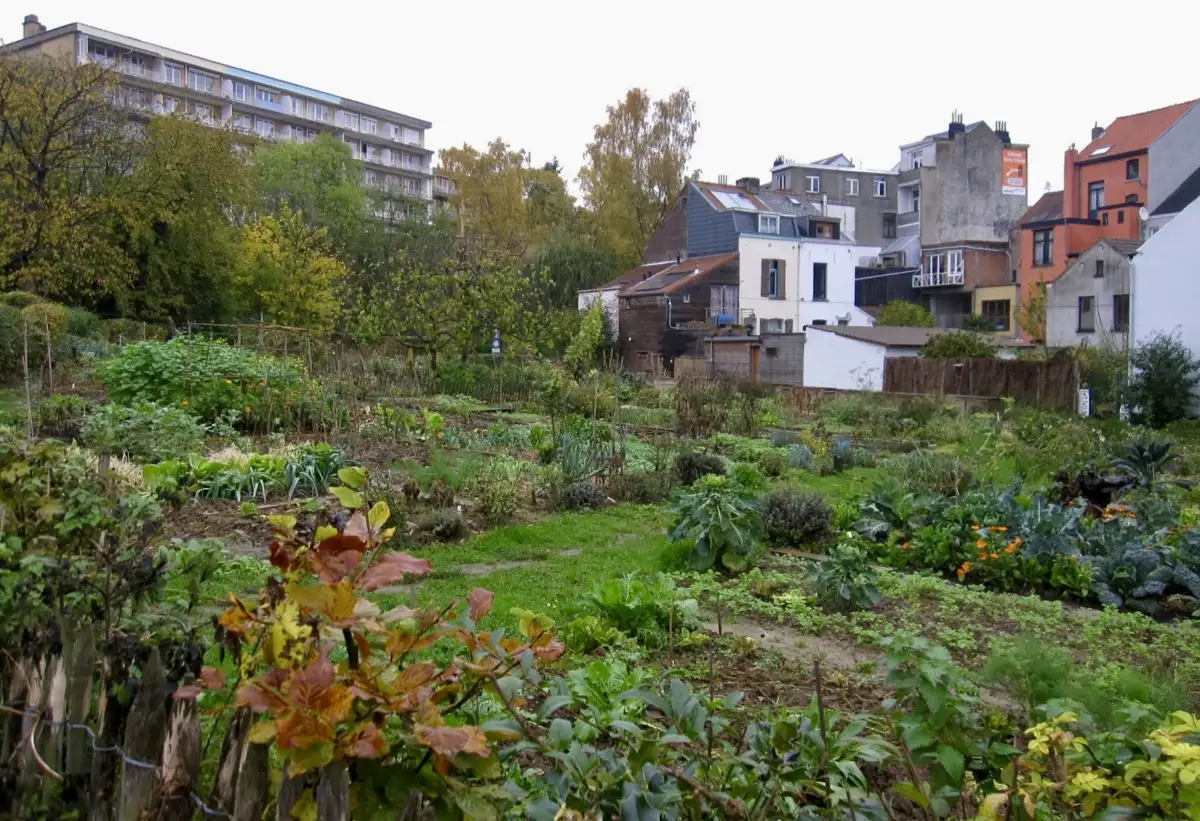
875, 300, 935, 327
233, 207, 348, 331
1018, 280, 1047, 342
527, 232, 620, 310
1127, 332, 1200, 428
920, 331, 998, 359
578, 88, 699, 266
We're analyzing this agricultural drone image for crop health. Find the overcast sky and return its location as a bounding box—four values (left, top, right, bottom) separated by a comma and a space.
7, 1, 1197, 202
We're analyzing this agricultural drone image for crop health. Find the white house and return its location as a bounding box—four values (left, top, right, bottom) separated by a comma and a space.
738, 231, 879, 334
802, 326, 1029, 391
1130, 195, 1200, 408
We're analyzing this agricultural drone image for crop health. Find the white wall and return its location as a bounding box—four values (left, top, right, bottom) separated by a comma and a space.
577, 288, 619, 340
738, 236, 878, 332
814, 203, 856, 241
802, 331, 888, 390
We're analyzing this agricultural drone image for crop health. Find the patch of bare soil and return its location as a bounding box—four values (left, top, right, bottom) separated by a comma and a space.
158, 499, 280, 558
703, 611, 883, 675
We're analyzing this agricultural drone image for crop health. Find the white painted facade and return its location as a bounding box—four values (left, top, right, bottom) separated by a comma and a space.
738, 235, 878, 332
1130, 196, 1200, 410
577, 288, 620, 340
802, 331, 922, 391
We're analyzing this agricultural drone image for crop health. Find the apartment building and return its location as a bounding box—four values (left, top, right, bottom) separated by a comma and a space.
5, 14, 435, 206
769, 154, 899, 247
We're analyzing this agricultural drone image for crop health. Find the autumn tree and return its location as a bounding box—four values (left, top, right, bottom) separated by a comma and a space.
578, 88, 699, 266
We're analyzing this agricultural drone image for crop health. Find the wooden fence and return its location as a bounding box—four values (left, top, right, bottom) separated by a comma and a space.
883, 354, 1079, 410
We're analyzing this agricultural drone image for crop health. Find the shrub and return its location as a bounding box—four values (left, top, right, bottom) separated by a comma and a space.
730, 462, 767, 493
788, 444, 815, 470
471, 457, 525, 521
919, 331, 998, 359
606, 471, 674, 504
761, 489, 832, 547
35, 394, 93, 440
875, 300, 935, 327
0, 306, 22, 379
81, 402, 208, 462
897, 397, 939, 427
884, 450, 975, 495
560, 615, 625, 654
758, 450, 787, 477
809, 542, 880, 612
674, 451, 724, 485
0, 291, 44, 309
960, 313, 999, 333
413, 508, 468, 542
64, 308, 103, 340
770, 429, 800, 447
669, 474, 760, 572
561, 481, 604, 511
673, 377, 731, 437
1127, 332, 1200, 428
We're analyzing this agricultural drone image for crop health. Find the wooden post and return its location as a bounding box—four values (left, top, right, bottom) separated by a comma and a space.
2, 655, 30, 762
231, 740, 271, 821
210, 708, 251, 813
88, 675, 130, 821
40, 654, 67, 803
276, 763, 307, 820
158, 699, 201, 821
316, 762, 350, 821
116, 648, 170, 821
64, 627, 94, 776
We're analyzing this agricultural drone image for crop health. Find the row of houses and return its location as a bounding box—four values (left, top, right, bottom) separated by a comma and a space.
580, 101, 1200, 393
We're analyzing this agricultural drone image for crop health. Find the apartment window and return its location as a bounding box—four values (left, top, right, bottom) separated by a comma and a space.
908, 150, 924, 170
256, 87, 281, 105
813, 262, 828, 301
188, 70, 215, 95
231, 114, 251, 132
911, 187, 921, 214
362, 117, 377, 134
845, 177, 859, 196
759, 214, 779, 234
90, 43, 117, 65
947, 249, 963, 274
763, 318, 785, 333
1077, 296, 1095, 332
1102, 212, 1109, 225
363, 144, 378, 162
980, 300, 1011, 332
1088, 182, 1105, 219
768, 260, 780, 298
1126, 158, 1140, 180
873, 176, 887, 197
806, 175, 820, 193
308, 102, 331, 122
255, 118, 274, 138
164, 64, 183, 86
1032, 229, 1053, 266
1094, 260, 1104, 278
926, 253, 946, 275
883, 213, 897, 239
187, 102, 213, 122
344, 139, 360, 158
775, 172, 789, 190
1125, 194, 1139, 204
164, 96, 180, 113
1113, 294, 1130, 332
123, 87, 147, 108
812, 319, 828, 326
1117, 210, 1125, 224
402, 126, 421, 144
232, 82, 250, 102
344, 112, 359, 131
123, 55, 148, 77
363, 170, 378, 187
291, 97, 305, 116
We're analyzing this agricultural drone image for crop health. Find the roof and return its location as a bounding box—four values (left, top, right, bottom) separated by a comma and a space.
880, 233, 921, 261
810, 153, 854, 167
594, 261, 675, 292
692, 181, 818, 217
1021, 190, 1064, 223
1104, 238, 1144, 256
806, 324, 1031, 348
923, 121, 987, 142
1153, 163, 1200, 216
1078, 100, 1197, 162
618, 253, 739, 297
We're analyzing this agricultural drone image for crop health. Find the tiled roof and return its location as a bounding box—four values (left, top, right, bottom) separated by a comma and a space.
806, 324, 1031, 348
1078, 100, 1198, 161
618, 253, 738, 296
594, 261, 675, 291
1105, 238, 1144, 256
1021, 190, 1064, 223
692, 181, 817, 217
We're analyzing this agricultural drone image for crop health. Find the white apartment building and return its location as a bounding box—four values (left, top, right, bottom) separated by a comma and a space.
6, 14, 435, 206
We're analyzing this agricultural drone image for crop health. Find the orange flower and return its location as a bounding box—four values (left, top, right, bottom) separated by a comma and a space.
1005, 544, 1017, 554
181, 400, 189, 406
990, 552, 999, 560
993, 526, 1008, 533
971, 525, 981, 531
244, 406, 252, 413
976, 539, 987, 549
1126, 512, 1138, 519
957, 562, 971, 579
901, 542, 911, 549
1014, 537, 1024, 545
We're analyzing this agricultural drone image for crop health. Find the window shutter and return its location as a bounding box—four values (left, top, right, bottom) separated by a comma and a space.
761, 260, 770, 297
778, 261, 787, 299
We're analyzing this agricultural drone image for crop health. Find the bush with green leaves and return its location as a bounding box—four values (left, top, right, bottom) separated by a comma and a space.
669, 474, 761, 572
810, 542, 881, 612
761, 489, 833, 547
919, 330, 999, 359
81, 402, 208, 462
788, 444, 815, 470
471, 456, 526, 521
1127, 332, 1200, 428
35, 394, 93, 440
1111, 439, 1193, 495
560, 481, 604, 510
580, 573, 697, 646
883, 449, 975, 496
674, 450, 725, 485
413, 507, 468, 542
876, 300, 936, 327
605, 471, 674, 504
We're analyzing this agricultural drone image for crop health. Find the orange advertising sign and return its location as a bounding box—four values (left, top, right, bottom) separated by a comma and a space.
1002, 148, 1027, 196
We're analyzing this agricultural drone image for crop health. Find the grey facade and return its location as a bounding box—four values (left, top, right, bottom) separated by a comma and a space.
1147, 103, 1200, 218
1045, 240, 1136, 350
770, 159, 899, 248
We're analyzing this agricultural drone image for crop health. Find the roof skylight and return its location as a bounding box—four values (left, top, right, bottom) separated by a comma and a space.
1091, 145, 1112, 156
712, 190, 758, 210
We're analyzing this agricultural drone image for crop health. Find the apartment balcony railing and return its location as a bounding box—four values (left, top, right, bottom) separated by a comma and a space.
897, 210, 920, 228
912, 270, 965, 288
119, 62, 150, 79
898, 167, 922, 185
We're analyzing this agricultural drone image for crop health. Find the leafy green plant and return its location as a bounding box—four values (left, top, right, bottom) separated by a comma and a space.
81, 401, 208, 462
580, 573, 696, 645
669, 474, 761, 572
730, 461, 768, 493
1111, 439, 1194, 494
1085, 546, 1200, 617
674, 450, 725, 485
283, 442, 346, 498
884, 449, 975, 496
810, 543, 880, 612
560, 481, 604, 510
471, 456, 525, 521
788, 444, 815, 470
919, 330, 999, 359
605, 470, 674, 503
876, 300, 936, 327
1127, 331, 1200, 429
559, 615, 626, 654
413, 507, 468, 542
761, 488, 832, 547
35, 394, 93, 440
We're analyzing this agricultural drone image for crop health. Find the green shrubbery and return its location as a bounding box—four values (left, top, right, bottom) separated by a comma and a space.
81, 402, 208, 462
761, 488, 832, 548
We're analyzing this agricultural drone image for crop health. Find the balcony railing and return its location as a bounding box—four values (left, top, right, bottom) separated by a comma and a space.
911, 270, 965, 288
897, 210, 920, 228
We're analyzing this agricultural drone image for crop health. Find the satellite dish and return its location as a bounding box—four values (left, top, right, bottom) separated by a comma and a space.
1139, 207, 1149, 221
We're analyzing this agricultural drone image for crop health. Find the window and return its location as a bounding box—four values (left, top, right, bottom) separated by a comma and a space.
291, 97, 305, 116
187, 102, 213, 122
813, 262, 827, 301
231, 114, 251, 132
344, 112, 359, 131
402, 126, 421, 144
769, 260, 780, 298
873, 176, 887, 197
1032, 229, 1054, 266
711, 284, 737, 314
255, 87, 281, 105
713, 191, 756, 210
164, 64, 183, 86
90, 43, 117, 65
814, 221, 835, 238
123, 87, 147, 108
361, 117, 377, 134
363, 170, 378, 187
883, 213, 897, 239
1102, 212, 1109, 225
387, 123, 401, 141
846, 177, 859, 196
308, 102, 331, 122
1077, 296, 1095, 332
1125, 194, 1139, 204
363, 144, 378, 162
344, 139, 360, 158
1117, 210, 1125, 224
911, 186, 921, 214
233, 82, 251, 102
1094, 260, 1104, 278
164, 96, 180, 113
255, 118, 274, 138
908, 150, 923, 170
188, 70, 215, 94
1126, 158, 1140, 180
775, 172, 789, 190
1113, 294, 1130, 332
1088, 182, 1105, 219
124, 55, 148, 77
806, 175, 820, 193
758, 214, 779, 234
763, 318, 785, 333
926, 253, 946, 275
681, 293, 691, 304
980, 300, 1011, 332
812, 319, 828, 326
947, 249, 963, 274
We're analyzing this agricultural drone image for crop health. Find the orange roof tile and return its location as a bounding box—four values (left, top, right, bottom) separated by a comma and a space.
1078, 100, 1198, 162
1021, 190, 1063, 223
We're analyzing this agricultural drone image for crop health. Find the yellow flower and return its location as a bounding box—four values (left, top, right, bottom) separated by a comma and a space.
245, 406, 252, 413
990, 552, 999, 560
976, 539, 987, 549
971, 525, 981, 531
225, 379, 233, 384
993, 526, 1008, 533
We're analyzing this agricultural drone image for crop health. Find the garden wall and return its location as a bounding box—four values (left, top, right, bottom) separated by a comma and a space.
882, 354, 1078, 410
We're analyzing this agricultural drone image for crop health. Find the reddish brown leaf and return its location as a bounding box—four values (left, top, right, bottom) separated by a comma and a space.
236, 682, 286, 713
396, 662, 438, 693
343, 723, 389, 759
313, 685, 356, 724
173, 685, 203, 700
353, 631, 372, 662
268, 540, 292, 570
199, 667, 226, 690
275, 711, 335, 750
287, 653, 335, 708
317, 532, 367, 555
312, 549, 362, 584
532, 638, 566, 662
414, 723, 491, 758
468, 588, 494, 622
343, 510, 370, 541
360, 552, 432, 591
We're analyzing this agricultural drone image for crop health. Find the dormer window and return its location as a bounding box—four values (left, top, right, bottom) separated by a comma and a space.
813, 220, 837, 239
759, 214, 779, 235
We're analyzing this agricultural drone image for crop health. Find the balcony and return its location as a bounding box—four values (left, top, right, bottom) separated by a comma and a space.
912, 270, 965, 288
897, 210, 920, 228
898, 167, 923, 186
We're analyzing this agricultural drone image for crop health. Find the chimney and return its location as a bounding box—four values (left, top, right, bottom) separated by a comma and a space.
717, 174, 728, 185
1063, 145, 1079, 220
948, 110, 966, 138
22, 14, 46, 38
994, 120, 1011, 145
1091, 122, 1105, 141
736, 176, 760, 194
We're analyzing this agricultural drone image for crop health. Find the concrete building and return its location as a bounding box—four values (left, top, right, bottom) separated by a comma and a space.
1044, 239, 1138, 350
1147, 104, 1200, 237
4, 14, 435, 208
898, 115, 1029, 334
769, 153, 899, 247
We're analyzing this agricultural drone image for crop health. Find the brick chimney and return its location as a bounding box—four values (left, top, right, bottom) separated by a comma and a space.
736, 176, 760, 194
994, 120, 1011, 145
948, 110, 965, 138
22, 14, 46, 38
1091, 122, 1105, 141
1063, 145, 1079, 220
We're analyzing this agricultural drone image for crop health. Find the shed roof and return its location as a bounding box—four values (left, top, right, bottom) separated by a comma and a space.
618, 253, 739, 296
594, 261, 675, 291
805, 324, 1031, 348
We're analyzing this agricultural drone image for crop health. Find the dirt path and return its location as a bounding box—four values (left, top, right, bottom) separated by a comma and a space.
702, 611, 882, 674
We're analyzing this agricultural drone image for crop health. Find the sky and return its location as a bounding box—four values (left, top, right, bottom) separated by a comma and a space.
6, 0, 1198, 204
